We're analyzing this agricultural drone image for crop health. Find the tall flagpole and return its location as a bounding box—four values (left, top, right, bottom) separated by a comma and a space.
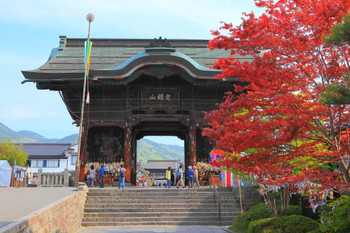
75, 13, 95, 186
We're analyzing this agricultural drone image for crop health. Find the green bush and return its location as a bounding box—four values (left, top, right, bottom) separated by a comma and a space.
286, 205, 302, 215
319, 195, 350, 233
232, 202, 303, 232
247, 215, 321, 233
232, 202, 270, 233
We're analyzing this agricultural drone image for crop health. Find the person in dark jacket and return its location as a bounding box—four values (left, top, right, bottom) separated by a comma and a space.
98, 164, 105, 188
187, 166, 195, 188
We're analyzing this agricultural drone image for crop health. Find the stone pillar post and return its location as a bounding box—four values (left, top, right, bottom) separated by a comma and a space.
64, 169, 69, 186
38, 169, 42, 186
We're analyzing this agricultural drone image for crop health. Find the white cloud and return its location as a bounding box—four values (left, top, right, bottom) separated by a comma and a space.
6, 106, 29, 119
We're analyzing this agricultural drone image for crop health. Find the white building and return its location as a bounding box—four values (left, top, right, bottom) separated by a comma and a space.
145, 160, 179, 180
20, 143, 77, 174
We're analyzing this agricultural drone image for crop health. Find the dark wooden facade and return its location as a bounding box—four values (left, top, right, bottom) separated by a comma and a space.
22, 36, 247, 184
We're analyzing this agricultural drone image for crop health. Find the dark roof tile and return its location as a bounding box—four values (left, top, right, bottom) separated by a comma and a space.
18, 143, 72, 159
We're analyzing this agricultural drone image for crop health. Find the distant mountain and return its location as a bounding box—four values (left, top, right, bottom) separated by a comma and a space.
58, 134, 79, 144
0, 122, 36, 143
0, 122, 78, 144
0, 122, 184, 163
137, 139, 184, 167
17, 130, 52, 143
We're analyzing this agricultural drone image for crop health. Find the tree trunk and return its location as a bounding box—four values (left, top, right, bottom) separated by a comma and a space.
336, 160, 350, 184
264, 192, 279, 217
280, 187, 290, 216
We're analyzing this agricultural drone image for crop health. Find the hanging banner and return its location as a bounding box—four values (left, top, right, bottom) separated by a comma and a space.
84, 41, 93, 77
221, 169, 234, 187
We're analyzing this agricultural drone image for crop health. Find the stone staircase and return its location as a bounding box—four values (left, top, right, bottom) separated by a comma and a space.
82, 187, 260, 226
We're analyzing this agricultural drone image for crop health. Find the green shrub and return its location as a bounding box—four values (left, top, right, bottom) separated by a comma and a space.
286, 205, 302, 215
232, 202, 304, 232
232, 202, 270, 233
247, 215, 321, 233
319, 195, 350, 233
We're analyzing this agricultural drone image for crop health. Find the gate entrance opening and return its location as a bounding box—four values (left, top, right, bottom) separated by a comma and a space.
136, 136, 184, 186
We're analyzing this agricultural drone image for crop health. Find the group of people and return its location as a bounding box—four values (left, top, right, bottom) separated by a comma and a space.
86, 163, 200, 189
164, 165, 200, 188
86, 164, 126, 189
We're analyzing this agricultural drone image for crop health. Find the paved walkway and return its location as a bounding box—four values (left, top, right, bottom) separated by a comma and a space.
0, 187, 77, 230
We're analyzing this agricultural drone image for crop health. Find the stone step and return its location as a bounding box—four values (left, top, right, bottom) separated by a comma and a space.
84, 203, 238, 210
81, 220, 233, 226
86, 192, 234, 197
87, 194, 232, 200
84, 211, 240, 218
81, 187, 260, 226
81, 216, 235, 224
84, 206, 237, 212
86, 189, 233, 195
86, 193, 234, 198
86, 195, 235, 201
85, 199, 236, 204
87, 188, 232, 192
84, 207, 240, 214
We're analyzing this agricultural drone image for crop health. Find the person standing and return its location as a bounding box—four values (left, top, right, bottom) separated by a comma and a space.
193, 166, 200, 187
171, 172, 175, 186
118, 164, 126, 189
165, 166, 172, 188
187, 166, 195, 188
87, 165, 96, 188
175, 164, 185, 188
99, 164, 105, 188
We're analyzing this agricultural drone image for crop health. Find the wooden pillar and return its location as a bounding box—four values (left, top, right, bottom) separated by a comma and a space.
189, 121, 197, 166
78, 129, 88, 182
124, 121, 132, 183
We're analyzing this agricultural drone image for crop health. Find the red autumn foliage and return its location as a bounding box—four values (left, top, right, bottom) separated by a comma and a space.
203, 0, 350, 194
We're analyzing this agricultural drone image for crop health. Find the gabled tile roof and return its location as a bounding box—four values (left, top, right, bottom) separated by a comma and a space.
19, 143, 72, 159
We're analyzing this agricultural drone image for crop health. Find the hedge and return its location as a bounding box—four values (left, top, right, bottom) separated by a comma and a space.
247, 215, 321, 233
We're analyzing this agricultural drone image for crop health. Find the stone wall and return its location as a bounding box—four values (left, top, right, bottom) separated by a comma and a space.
3, 189, 87, 233
232, 186, 262, 211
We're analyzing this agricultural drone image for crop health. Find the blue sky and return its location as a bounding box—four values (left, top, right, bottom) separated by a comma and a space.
0, 0, 259, 146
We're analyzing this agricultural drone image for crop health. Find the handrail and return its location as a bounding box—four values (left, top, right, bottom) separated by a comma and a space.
209, 173, 221, 225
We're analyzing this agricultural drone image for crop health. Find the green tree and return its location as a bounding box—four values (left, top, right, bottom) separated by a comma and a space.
0, 140, 28, 166
321, 13, 350, 105
324, 13, 350, 46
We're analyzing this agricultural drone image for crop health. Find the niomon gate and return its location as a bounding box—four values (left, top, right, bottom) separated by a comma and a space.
22, 37, 237, 185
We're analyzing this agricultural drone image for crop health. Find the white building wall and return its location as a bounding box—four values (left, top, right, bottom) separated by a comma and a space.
28, 144, 78, 174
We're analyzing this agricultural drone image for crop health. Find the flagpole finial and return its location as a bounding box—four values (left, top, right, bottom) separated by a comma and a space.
86, 13, 95, 23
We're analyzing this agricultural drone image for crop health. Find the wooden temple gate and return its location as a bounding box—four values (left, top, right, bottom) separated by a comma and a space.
22, 36, 236, 185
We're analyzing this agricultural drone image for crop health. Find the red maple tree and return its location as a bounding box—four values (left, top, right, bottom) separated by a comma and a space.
203, 0, 350, 214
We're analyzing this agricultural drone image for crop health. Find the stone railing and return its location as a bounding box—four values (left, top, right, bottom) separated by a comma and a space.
37, 169, 69, 187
